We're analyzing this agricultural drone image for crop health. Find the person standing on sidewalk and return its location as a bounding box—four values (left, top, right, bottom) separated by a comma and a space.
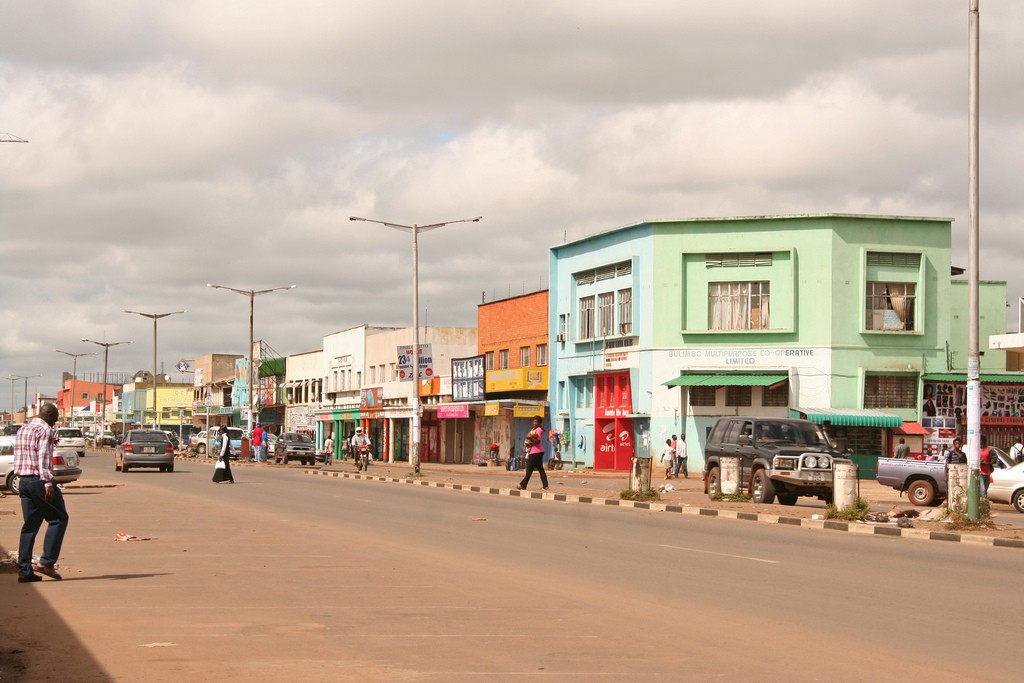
323, 433, 334, 467
252, 424, 266, 463
517, 417, 548, 491
669, 435, 681, 478
14, 402, 67, 583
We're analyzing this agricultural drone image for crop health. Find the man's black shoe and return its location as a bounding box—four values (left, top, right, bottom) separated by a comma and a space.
18, 574, 42, 583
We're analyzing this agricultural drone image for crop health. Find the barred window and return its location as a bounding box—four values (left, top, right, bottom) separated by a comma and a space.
519, 346, 531, 367
762, 383, 789, 407
725, 386, 752, 407
864, 375, 917, 409
689, 386, 717, 406
498, 349, 509, 369
709, 282, 770, 330
536, 344, 548, 366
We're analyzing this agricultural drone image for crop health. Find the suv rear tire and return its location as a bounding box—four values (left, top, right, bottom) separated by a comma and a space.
751, 468, 776, 504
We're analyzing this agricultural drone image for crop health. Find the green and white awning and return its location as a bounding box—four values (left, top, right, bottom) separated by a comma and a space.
663, 373, 788, 387
790, 407, 902, 428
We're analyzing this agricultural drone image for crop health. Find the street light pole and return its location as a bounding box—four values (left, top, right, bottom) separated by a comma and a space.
349, 214, 482, 474
966, 0, 982, 519
56, 350, 96, 427
207, 284, 296, 438
123, 310, 186, 429
9, 374, 42, 419
82, 339, 133, 436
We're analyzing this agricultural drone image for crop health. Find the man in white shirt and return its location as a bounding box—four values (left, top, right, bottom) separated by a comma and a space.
1011, 436, 1024, 464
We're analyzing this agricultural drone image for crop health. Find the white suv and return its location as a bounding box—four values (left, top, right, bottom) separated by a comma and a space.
55, 427, 87, 457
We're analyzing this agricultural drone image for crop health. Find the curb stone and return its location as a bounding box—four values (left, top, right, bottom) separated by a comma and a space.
304, 468, 1024, 550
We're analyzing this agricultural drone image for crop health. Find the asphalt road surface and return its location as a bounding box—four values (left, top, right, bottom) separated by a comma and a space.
2, 451, 1020, 682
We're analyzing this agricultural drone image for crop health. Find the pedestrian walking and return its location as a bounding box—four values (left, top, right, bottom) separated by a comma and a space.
893, 438, 910, 459
212, 425, 235, 484
14, 402, 68, 583
661, 438, 675, 480
670, 434, 681, 478
677, 434, 689, 478
516, 417, 549, 490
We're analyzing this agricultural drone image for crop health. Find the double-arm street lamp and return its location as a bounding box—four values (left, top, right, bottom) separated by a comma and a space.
8, 374, 42, 419
348, 215, 482, 474
82, 339, 133, 435
207, 284, 296, 437
55, 350, 96, 426
123, 310, 186, 428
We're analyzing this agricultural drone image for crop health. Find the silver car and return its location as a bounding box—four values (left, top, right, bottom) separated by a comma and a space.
115, 429, 175, 473
0, 435, 83, 494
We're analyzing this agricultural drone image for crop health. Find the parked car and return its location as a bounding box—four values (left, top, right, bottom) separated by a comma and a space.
986, 458, 1024, 512
703, 416, 847, 505
876, 447, 1016, 506
1, 435, 83, 493
55, 427, 87, 457
115, 429, 175, 473
273, 432, 317, 465
162, 430, 182, 451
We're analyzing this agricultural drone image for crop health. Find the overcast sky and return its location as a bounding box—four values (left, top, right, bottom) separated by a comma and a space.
2, 1, 1022, 408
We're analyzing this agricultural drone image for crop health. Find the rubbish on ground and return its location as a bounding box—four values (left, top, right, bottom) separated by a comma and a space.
114, 532, 151, 541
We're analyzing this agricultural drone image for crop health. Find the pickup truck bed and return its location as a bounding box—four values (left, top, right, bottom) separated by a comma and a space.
876, 458, 947, 506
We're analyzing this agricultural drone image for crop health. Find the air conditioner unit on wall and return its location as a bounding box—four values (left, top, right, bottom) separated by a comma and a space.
556, 333, 565, 343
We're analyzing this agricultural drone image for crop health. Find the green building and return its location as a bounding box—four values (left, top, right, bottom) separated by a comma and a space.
550, 213, 1014, 470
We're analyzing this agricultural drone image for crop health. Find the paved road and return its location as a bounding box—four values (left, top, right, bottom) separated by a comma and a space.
2, 451, 1021, 682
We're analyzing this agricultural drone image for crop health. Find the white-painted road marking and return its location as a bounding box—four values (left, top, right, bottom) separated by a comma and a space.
658, 543, 780, 564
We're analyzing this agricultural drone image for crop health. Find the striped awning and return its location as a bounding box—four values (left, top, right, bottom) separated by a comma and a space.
663, 373, 788, 387
922, 373, 1024, 384
790, 407, 902, 428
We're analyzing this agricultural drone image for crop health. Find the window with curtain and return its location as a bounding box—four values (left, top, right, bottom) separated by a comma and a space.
598, 292, 615, 336
865, 282, 915, 331
537, 344, 548, 366
519, 346, 530, 367
708, 282, 770, 330
618, 288, 632, 334
498, 349, 509, 369
579, 296, 595, 339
